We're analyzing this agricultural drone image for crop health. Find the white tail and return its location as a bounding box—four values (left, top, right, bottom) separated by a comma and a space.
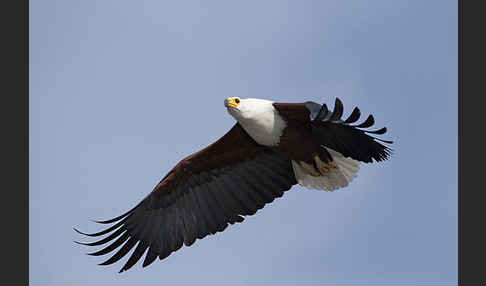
291, 147, 360, 191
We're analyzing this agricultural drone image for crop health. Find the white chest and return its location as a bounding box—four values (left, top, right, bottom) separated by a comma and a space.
238, 110, 286, 146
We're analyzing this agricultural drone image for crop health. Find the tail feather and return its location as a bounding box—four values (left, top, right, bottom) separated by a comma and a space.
292, 147, 360, 192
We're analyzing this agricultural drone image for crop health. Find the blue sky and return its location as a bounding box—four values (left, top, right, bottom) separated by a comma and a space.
30, 1, 457, 285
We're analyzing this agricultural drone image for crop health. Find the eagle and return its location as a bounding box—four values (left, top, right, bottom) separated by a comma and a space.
75, 97, 393, 272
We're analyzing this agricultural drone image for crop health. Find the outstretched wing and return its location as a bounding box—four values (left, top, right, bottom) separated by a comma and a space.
305, 98, 393, 163
75, 123, 297, 272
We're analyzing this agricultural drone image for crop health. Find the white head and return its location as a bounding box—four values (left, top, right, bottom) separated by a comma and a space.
224, 97, 286, 146
224, 97, 275, 122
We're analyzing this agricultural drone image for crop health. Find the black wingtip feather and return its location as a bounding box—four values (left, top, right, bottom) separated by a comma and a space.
87, 232, 130, 256
92, 202, 142, 224
315, 104, 329, 121
142, 246, 159, 268
74, 218, 128, 237
98, 236, 138, 266
74, 227, 126, 247
344, 107, 361, 123
73, 227, 86, 235
73, 240, 86, 245
366, 127, 387, 135
374, 138, 394, 144
74, 240, 96, 247
356, 114, 375, 128
329, 98, 344, 121
120, 240, 149, 272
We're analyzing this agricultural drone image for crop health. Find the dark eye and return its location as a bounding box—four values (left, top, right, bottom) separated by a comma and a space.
235, 98, 240, 104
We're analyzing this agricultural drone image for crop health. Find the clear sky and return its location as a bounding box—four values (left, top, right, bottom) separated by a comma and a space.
30, 1, 457, 285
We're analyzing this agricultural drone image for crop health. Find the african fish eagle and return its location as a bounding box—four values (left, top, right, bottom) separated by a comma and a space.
75, 97, 393, 272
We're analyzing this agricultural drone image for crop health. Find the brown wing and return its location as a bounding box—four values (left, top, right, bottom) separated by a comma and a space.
74, 123, 297, 272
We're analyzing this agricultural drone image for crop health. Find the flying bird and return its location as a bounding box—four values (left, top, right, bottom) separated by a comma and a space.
75, 97, 393, 272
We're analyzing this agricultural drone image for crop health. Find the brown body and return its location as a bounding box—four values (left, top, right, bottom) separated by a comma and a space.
272, 103, 333, 165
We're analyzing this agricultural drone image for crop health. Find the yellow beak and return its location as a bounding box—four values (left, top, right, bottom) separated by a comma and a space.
224, 98, 239, 108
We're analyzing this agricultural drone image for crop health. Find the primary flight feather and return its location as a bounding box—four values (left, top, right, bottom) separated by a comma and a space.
75, 97, 393, 272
